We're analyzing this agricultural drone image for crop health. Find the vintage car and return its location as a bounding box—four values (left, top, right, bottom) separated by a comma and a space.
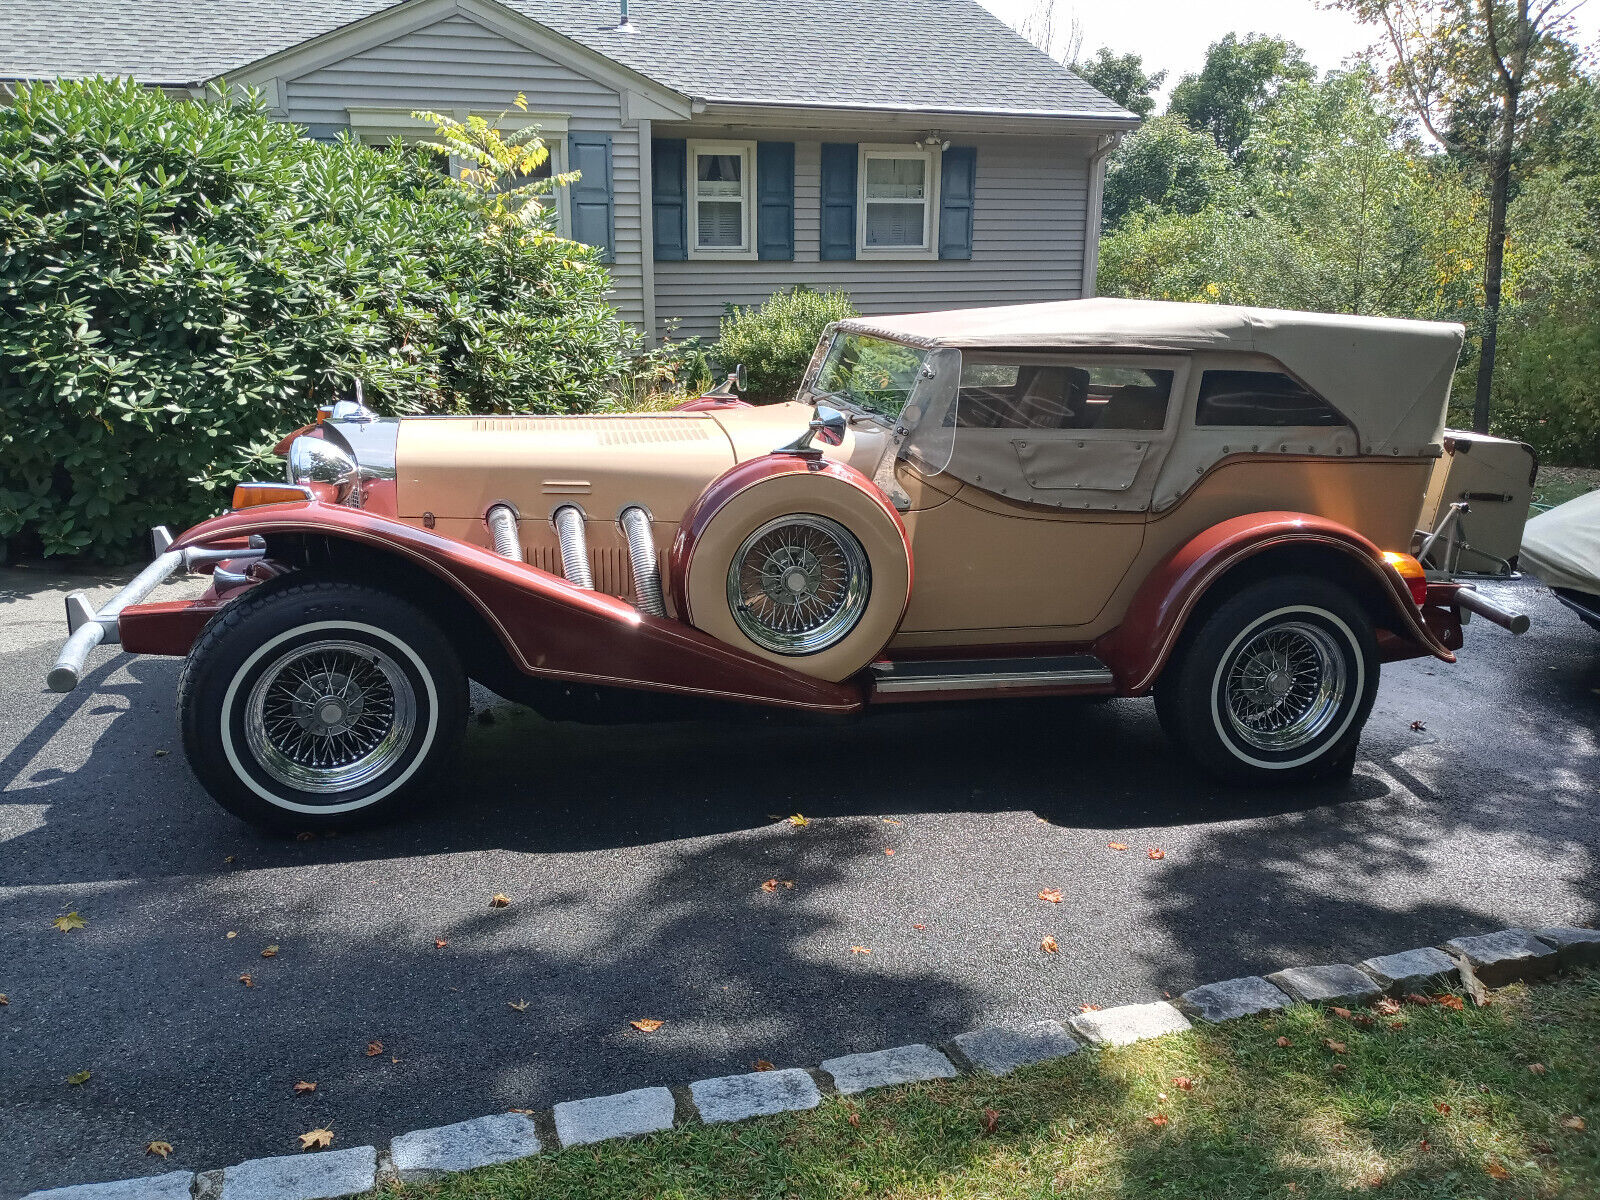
1520, 489, 1600, 633
49, 298, 1532, 829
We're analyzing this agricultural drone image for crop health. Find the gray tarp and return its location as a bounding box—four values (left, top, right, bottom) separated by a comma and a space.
1521, 488, 1600, 595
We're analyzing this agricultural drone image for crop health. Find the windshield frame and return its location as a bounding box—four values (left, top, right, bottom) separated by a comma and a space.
800, 329, 931, 426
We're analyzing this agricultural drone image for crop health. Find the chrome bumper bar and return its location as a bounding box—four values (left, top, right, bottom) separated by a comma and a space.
47, 527, 265, 693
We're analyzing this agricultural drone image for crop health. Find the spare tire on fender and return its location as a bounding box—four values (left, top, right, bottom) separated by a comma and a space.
670, 457, 912, 682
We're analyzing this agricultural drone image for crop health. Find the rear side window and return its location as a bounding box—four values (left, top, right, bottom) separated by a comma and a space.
1195, 370, 1347, 427
956, 361, 1174, 431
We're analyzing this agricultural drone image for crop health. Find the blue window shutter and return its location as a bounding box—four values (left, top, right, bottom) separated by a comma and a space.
938, 146, 977, 260
756, 141, 795, 261
819, 143, 857, 261
568, 132, 614, 262
651, 137, 687, 261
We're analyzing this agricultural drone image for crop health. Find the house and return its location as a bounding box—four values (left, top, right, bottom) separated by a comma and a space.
0, 0, 1137, 341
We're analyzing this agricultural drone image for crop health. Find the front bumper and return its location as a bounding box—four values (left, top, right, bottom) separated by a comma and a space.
46, 527, 265, 692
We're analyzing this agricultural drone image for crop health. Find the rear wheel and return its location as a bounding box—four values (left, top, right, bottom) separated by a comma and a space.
1154, 576, 1378, 785
178, 579, 467, 831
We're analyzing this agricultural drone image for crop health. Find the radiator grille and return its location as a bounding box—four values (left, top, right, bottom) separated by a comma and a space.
528, 544, 637, 604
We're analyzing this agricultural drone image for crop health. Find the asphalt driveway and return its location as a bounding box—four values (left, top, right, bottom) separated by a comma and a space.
1, 567, 1596, 1198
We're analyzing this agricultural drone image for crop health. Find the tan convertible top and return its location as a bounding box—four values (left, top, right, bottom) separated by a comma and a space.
835, 298, 1466, 457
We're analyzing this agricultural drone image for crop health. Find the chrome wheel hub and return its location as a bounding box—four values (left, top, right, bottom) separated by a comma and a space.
244, 640, 417, 793
1222, 620, 1347, 752
728, 514, 871, 655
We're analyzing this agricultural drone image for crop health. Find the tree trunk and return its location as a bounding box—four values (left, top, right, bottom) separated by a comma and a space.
1473, 86, 1520, 434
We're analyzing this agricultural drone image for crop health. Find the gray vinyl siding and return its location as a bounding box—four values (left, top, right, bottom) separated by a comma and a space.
653, 132, 1092, 339
279, 13, 645, 327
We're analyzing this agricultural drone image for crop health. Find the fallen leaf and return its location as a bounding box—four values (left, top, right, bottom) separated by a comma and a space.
850, 945, 872, 955
1041, 936, 1059, 954
1038, 888, 1063, 904
1350, 1013, 1376, 1026
260, 945, 279, 959
223, 856, 235, 865
1157, 1092, 1169, 1103
912, 923, 926, 930
981, 1107, 1000, 1134
761, 879, 780, 892
298, 1129, 334, 1151
145, 1141, 173, 1159
1435, 1102, 1452, 1114
238, 973, 254, 987
883, 848, 895, 856
1107, 842, 1127, 852
1374, 997, 1401, 1016
53, 912, 87, 932
1404, 993, 1434, 1006
1148, 1114, 1169, 1127
1484, 1162, 1509, 1180
630, 1018, 665, 1033
787, 814, 809, 828
508, 1000, 530, 1013
1173, 1076, 1194, 1091
1410, 720, 1427, 732
293, 1081, 317, 1095
1331, 1062, 1347, 1073
1078, 1003, 1102, 1013
488, 894, 511, 908
0, 994, 8, 1005
1438, 994, 1465, 1011
1389, 1020, 1405, 1030
1529, 1063, 1547, 1075
847, 1110, 861, 1128
507, 1109, 536, 1117
153, 749, 169, 757
1325, 1039, 1346, 1054
1277, 1036, 1292, 1047
434, 939, 447, 949
226, 932, 237, 939
753, 1060, 774, 1072
295, 832, 316, 842
1561, 1115, 1586, 1132
1147, 848, 1166, 860
1419, 1138, 1431, 1152
66, 1071, 91, 1086
365, 1041, 384, 1057
882, 818, 902, 826
1331, 1006, 1354, 1019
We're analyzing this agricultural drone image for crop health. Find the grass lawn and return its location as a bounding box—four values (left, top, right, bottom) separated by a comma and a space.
383, 972, 1599, 1200
1534, 466, 1600, 511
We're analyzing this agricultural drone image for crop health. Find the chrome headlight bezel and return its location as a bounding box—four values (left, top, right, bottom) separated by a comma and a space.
286, 435, 360, 504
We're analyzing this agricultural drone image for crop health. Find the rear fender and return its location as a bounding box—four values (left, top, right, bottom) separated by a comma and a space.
1095, 511, 1453, 695
144, 502, 863, 712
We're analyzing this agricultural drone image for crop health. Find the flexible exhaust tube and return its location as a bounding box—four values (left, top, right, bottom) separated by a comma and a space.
619, 506, 666, 616
485, 503, 522, 560
552, 505, 594, 589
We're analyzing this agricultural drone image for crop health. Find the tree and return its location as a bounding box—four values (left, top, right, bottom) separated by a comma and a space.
1168, 34, 1315, 160
1013, 0, 1083, 65
1102, 115, 1233, 227
1072, 47, 1168, 117
1328, 0, 1587, 433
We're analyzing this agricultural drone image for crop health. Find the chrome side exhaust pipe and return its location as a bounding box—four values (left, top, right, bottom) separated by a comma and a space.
1455, 585, 1530, 635
485, 503, 522, 561
552, 505, 594, 589
619, 506, 666, 617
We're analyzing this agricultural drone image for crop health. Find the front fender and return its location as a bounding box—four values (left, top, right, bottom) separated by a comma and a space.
1095, 511, 1453, 695
145, 501, 864, 712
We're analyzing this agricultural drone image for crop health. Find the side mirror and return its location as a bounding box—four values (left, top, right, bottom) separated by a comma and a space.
775, 405, 847, 458
735, 363, 748, 393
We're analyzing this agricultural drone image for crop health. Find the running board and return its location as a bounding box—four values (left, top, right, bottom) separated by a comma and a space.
870, 654, 1114, 696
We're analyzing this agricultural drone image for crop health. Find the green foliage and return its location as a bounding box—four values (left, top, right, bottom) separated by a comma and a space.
1072, 48, 1167, 119
610, 324, 715, 411
1103, 116, 1234, 229
0, 78, 633, 560
714, 287, 859, 403
1168, 33, 1315, 160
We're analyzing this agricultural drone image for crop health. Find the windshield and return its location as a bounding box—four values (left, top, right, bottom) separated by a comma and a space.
807, 333, 929, 419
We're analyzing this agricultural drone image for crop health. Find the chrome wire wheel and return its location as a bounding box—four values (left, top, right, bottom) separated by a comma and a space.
1220, 619, 1348, 752
243, 639, 417, 794
727, 514, 871, 655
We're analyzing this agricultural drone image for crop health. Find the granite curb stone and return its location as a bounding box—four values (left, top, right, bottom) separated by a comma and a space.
389, 1113, 541, 1180
219, 1148, 377, 1200
1069, 1002, 1192, 1047
689, 1068, 822, 1123
1357, 947, 1460, 995
950, 1021, 1081, 1074
1177, 976, 1293, 1022
820, 1044, 957, 1095
553, 1086, 676, 1147
1265, 964, 1384, 1006
1535, 927, 1600, 969
20, 1173, 196, 1200
1442, 928, 1560, 988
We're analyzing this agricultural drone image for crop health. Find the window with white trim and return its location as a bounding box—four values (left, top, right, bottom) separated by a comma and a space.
688, 140, 755, 257
857, 144, 939, 258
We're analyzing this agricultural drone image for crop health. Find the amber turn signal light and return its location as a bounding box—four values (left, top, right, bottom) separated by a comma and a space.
231, 483, 314, 510
1382, 550, 1429, 607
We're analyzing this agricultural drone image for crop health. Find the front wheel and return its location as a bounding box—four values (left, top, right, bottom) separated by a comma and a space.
178, 579, 468, 831
1154, 575, 1378, 785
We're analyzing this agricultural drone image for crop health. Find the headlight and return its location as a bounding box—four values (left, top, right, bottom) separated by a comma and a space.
286, 435, 359, 504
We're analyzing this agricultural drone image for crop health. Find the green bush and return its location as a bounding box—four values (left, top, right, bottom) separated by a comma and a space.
0, 78, 633, 560
714, 286, 857, 402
